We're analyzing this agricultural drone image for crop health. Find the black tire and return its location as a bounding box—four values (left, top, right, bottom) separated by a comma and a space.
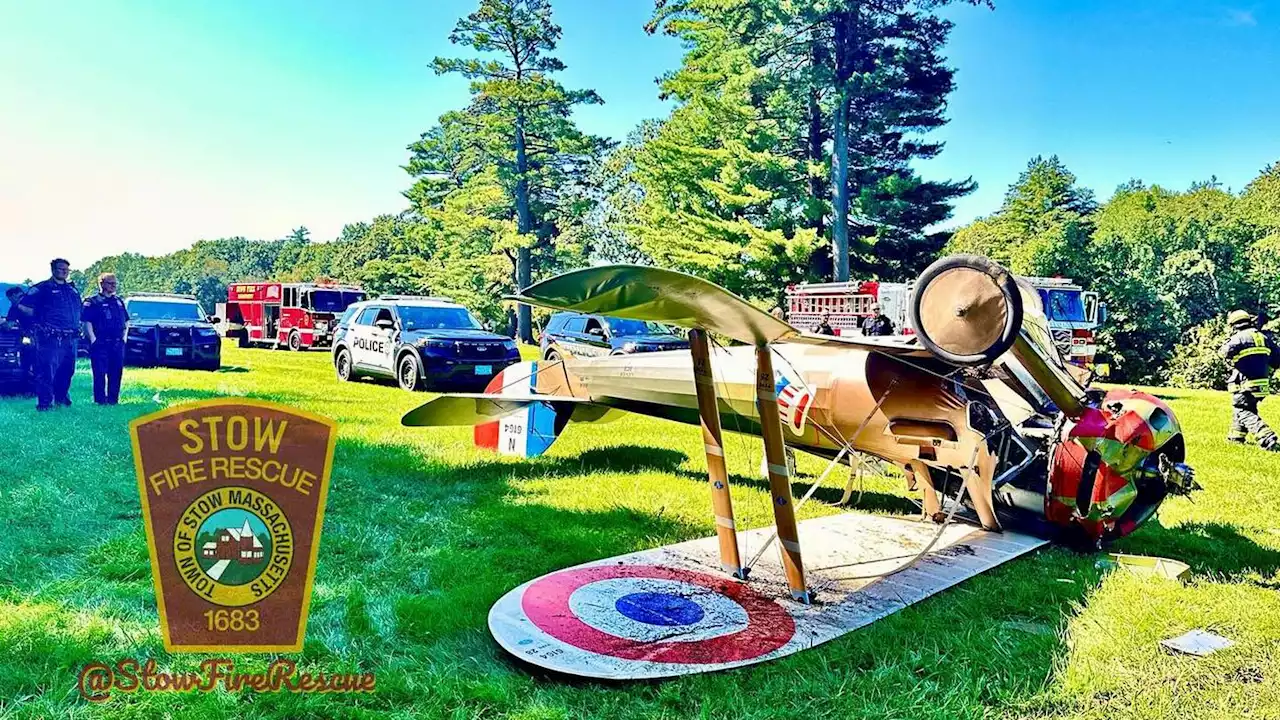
335, 347, 354, 382
288, 331, 302, 352
397, 352, 424, 392
545, 348, 562, 363
909, 254, 1023, 366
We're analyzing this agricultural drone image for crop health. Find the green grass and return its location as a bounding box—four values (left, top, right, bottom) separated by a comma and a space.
1, 343, 1279, 719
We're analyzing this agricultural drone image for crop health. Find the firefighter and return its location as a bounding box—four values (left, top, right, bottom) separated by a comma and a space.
1220, 309, 1280, 450
16, 258, 83, 411
82, 273, 127, 405
860, 303, 895, 337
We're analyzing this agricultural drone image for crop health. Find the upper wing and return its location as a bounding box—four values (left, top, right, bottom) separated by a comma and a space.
507, 265, 798, 347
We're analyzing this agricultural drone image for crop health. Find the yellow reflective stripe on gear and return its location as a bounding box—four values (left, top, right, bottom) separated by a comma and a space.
1255, 332, 1268, 348
1235, 347, 1271, 359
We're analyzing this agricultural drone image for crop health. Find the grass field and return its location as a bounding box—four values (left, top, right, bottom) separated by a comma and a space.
2, 342, 1279, 719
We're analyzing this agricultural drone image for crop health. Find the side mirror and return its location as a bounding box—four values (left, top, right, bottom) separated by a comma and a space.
207, 316, 220, 324
375, 319, 395, 330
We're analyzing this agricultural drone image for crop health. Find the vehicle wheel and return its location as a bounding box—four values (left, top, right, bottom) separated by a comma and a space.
397, 353, 424, 392
609, 349, 626, 356
288, 331, 302, 352
909, 254, 1023, 366
335, 348, 354, 382
545, 349, 562, 363
237, 332, 250, 349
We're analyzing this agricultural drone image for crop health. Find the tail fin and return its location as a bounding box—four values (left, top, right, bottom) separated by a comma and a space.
400, 361, 616, 458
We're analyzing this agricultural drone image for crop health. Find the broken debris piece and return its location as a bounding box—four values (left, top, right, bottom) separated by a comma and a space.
1160, 629, 1234, 657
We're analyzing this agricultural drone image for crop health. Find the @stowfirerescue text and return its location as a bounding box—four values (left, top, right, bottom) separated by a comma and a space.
77, 658, 375, 702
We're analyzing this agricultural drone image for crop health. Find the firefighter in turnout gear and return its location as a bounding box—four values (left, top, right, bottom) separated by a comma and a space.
1220, 309, 1280, 450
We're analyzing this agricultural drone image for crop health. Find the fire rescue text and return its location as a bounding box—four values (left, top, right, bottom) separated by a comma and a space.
146, 416, 316, 497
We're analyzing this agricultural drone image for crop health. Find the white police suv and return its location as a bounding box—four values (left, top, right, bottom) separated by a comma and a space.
330, 296, 520, 392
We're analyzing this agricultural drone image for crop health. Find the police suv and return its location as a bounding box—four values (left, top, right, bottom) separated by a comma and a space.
331, 296, 520, 392
124, 293, 222, 371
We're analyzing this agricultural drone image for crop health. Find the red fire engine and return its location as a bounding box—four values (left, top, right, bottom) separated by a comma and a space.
785, 276, 1107, 374
221, 281, 366, 351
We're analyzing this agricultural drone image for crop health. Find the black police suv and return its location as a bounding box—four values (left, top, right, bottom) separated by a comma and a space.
124, 294, 222, 371
540, 311, 688, 361
331, 296, 520, 392
0, 283, 32, 392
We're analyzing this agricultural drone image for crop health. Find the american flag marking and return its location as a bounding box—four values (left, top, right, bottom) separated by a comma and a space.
774, 374, 813, 436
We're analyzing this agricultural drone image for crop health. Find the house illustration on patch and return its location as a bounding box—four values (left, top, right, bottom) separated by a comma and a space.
201, 519, 265, 564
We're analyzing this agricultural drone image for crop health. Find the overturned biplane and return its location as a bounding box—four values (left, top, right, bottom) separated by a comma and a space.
403, 255, 1198, 679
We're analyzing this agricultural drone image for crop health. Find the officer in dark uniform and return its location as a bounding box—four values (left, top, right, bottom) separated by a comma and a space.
4, 287, 24, 324
1220, 309, 1280, 451
17, 258, 83, 411
860, 303, 895, 337
82, 273, 127, 405
4, 286, 33, 391
812, 312, 835, 335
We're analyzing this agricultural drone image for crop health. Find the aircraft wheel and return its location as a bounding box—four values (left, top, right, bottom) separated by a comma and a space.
909, 254, 1023, 366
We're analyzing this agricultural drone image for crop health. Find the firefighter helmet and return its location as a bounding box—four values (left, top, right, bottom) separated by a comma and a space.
1228, 309, 1255, 328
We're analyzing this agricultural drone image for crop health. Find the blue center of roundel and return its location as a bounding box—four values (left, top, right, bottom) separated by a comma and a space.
614, 592, 706, 626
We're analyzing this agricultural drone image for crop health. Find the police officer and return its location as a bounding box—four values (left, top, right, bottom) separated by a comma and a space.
1220, 309, 1280, 451
4, 286, 33, 392
812, 312, 835, 335
82, 273, 127, 405
16, 258, 83, 411
4, 287, 24, 324
860, 303, 895, 337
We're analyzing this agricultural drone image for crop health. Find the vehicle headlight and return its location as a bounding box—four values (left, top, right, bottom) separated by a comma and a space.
21, 337, 31, 346
128, 327, 146, 338
622, 342, 639, 353
502, 340, 518, 352
424, 339, 453, 350
196, 328, 219, 339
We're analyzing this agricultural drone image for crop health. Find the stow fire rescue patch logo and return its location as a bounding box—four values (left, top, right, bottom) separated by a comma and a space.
774, 371, 813, 436
129, 399, 336, 653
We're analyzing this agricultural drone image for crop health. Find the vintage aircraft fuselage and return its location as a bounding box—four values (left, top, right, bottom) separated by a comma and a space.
543, 341, 1188, 547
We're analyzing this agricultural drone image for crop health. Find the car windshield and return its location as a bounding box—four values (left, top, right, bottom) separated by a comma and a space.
310, 290, 365, 313
128, 300, 204, 321
1041, 290, 1086, 322
607, 318, 673, 336
397, 305, 482, 330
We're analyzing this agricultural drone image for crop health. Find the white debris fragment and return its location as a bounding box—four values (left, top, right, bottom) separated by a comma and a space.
1160, 629, 1234, 657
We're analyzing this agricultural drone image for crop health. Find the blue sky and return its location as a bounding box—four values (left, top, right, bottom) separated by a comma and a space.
2, 0, 1278, 282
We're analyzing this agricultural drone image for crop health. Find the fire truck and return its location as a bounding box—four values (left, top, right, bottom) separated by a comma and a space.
221, 282, 367, 351
785, 275, 1106, 372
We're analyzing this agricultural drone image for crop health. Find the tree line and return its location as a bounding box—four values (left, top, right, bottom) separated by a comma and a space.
949, 156, 1280, 386
60, 0, 1280, 386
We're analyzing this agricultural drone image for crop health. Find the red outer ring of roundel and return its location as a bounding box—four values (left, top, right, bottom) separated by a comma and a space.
521, 564, 796, 664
